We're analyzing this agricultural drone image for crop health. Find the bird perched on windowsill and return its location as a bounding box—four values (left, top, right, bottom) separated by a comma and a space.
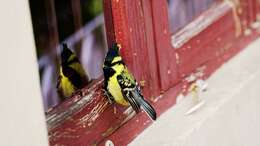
103, 43, 157, 120
57, 43, 89, 99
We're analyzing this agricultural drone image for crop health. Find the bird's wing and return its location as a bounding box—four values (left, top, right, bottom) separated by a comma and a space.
117, 70, 140, 112
123, 68, 136, 84
118, 68, 157, 120
117, 68, 136, 89
62, 66, 85, 88
131, 89, 157, 120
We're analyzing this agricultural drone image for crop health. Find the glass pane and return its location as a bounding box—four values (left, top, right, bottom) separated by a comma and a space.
29, 0, 106, 111
168, 0, 216, 33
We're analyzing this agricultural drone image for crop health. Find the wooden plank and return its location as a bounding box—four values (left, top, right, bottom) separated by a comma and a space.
239, 0, 250, 30
256, 0, 260, 21
48, 79, 134, 146
123, 0, 160, 98
122, 0, 151, 97
251, 0, 257, 22
248, 0, 255, 25
175, 2, 238, 76
104, 0, 160, 98
177, 8, 237, 75
99, 83, 182, 146
150, 0, 179, 91
141, 0, 161, 97
103, 0, 115, 46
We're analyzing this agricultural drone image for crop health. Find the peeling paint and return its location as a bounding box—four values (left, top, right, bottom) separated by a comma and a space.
139, 80, 146, 87
102, 109, 136, 138
217, 37, 222, 42
163, 29, 167, 34
244, 28, 252, 36
226, 0, 242, 37
153, 95, 163, 102
251, 22, 260, 29
176, 94, 185, 104
78, 100, 109, 127
46, 92, 94, 130
130, 28, 133, 32
105, 140, 114, 146
175, 53, 180, 64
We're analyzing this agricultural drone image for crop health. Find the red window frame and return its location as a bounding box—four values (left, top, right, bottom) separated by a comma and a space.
47, 0, 260, 145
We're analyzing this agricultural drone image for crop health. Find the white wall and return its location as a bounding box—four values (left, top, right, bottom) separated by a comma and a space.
0, 0, 48, 145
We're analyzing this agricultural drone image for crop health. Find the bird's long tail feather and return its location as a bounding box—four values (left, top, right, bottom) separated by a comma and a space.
131, 90, 157, 120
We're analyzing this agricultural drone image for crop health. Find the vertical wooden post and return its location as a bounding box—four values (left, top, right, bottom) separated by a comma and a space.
150, 0, 179, 91
103, 0, 161, 98
103, 0, 116, 47
44, 0, 59, 52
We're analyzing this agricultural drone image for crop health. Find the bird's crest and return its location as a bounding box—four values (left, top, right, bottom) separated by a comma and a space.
104, 42, 123, 66
61, 43, 74, 65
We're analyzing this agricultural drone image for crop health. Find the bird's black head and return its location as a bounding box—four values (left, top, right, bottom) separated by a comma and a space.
104, 43, 122, 66
61, 43, 73, 65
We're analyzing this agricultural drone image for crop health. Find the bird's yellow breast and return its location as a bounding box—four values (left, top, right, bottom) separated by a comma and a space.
107, 64, 129, 106
59, 67, 75, 97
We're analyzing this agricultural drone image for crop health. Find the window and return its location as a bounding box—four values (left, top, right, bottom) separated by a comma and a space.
29, 0, 106, 111
28, 0, 254, 145
168, 0, 216, 33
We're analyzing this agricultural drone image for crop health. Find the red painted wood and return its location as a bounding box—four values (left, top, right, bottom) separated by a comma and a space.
256, 0, 260, 21
240, 0, 251, 29
99, 84, 182, 146
47, 0, 260, 146
141, 0, 161, 97
150, 0, 179, 91
251, 0, 257, 22
122, 0, 159, 98
177, 8, 237, 76
201, 32, 259, 83
105, 0, 161, 98
103, 0, 115, 46
251, 0, 260, 23
248, 0, 255, 25
48, 79, 138, 146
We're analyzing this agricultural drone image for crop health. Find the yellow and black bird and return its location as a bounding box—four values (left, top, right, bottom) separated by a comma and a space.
57, 43, 89, 99
103, 43, 157, 120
